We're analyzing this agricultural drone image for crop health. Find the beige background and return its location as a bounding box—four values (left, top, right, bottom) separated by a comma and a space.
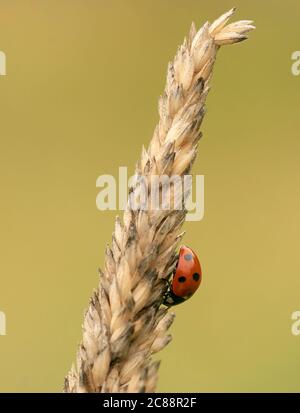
0, 0, 300, 392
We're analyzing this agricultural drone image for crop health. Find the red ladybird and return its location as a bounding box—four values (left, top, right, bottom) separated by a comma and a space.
163, 245, 202, 306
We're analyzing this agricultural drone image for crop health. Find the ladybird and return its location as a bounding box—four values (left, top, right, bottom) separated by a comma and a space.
163, 245, 202, 306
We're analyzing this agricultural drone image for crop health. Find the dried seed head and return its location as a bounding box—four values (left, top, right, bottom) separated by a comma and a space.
65, 8, 254, 393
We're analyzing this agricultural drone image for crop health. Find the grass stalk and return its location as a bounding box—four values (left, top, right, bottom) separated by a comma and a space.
64, 8, 255, 393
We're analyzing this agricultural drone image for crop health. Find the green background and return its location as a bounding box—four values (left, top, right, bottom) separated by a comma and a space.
0, 0, 300, 392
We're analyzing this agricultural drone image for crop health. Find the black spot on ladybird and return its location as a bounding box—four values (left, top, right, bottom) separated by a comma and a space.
184, 254, 193, 261
178, 276, 186, 283
193, 273, 200, 281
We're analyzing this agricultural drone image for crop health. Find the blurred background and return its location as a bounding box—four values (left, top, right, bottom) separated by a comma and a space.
0, 0, 300, 392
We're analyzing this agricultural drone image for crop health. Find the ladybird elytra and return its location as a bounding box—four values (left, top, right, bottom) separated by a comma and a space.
163, 245, 202, 306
